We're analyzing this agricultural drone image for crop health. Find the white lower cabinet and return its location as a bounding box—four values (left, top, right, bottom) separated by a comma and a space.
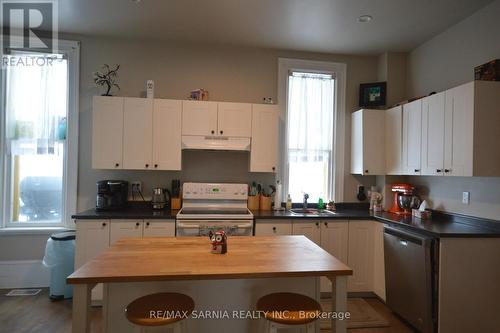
320, 220, 349, 292
292, 220, 321, 244
75, 220, 110, 302
254, 219, 292, 236
372, 222, 386, 301
347, 220, 375, 292
143, 220, 175, 237
110, 220, 144, 244
75, 219, 175, 302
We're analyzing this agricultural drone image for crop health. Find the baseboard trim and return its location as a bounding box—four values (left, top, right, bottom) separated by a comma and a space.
0, 260, 49, 289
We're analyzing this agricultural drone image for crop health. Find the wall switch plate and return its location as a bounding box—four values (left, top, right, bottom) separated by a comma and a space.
131, 181, 142, 194
462, 191, 470, 205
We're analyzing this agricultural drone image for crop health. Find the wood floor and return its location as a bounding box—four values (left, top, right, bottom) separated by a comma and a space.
0, 289, 415, 333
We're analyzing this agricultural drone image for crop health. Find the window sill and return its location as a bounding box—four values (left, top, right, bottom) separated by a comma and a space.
0, 227, 70, 236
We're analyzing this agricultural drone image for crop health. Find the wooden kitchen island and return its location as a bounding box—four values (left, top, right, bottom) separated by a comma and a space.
67, 235, 352, 333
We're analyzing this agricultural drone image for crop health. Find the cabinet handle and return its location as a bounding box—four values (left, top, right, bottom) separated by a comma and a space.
102, 222, 107, 227
272, 227, 276, 232
437, 169, 442, 173
315, 222, 319, 227
211, 130, 215, 134
220, 130, 223, 135
414, 169, 420, 173
272, 166, 276, 171
135, 222, 140, 227
146, 222, 150, 227
365, 169, 369, 174
115, 163, 119, 167
145, 164, 149, 168
324, 222, 328, 226
444, 169, 451, 173
154, 164, 158, 168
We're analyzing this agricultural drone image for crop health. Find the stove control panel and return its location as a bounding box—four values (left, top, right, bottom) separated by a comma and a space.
182, 182, 248, 200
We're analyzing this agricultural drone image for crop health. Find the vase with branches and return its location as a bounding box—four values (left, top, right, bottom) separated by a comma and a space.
93, 64, 120, 96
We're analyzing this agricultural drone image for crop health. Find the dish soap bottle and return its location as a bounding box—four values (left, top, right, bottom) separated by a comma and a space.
318, 198, 324, 210
286, 194, 292, 210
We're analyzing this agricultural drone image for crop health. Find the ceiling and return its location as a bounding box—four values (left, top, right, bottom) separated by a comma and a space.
57, 0, 493, 54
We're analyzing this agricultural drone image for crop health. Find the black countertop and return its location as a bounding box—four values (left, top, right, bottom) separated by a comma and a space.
72, 203, 500, 238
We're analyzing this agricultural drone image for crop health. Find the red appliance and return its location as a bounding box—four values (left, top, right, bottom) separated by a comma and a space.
388, 183, 415, 214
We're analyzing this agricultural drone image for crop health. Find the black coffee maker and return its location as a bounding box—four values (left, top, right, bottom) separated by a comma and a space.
96, 180, 128, 211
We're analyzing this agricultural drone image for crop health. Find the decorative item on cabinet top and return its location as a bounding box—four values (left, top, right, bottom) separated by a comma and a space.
91, 96, 279, 173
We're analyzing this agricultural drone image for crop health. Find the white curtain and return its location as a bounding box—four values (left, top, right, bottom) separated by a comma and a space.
5, 52, 68, 155
287, 72, 335, 202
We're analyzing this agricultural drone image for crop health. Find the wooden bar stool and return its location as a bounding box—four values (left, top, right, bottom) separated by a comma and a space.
125, 292, 194, 333
256, 292, 322, 333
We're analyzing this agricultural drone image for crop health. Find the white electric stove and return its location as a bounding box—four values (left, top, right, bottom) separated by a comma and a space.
176, 182, 254, 236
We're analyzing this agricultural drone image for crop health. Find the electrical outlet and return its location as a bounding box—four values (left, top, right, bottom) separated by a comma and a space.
131, 181, 142, 194
462, 191, 470, 205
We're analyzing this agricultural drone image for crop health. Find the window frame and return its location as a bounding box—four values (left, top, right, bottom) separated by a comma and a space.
278, 58, 346, 203
0, 38, 80, 229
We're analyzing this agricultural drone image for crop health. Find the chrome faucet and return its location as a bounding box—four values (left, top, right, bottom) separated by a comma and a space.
303, 193, 309, 209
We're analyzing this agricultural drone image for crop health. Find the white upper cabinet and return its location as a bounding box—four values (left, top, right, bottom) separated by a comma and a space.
182, 101, 218, 136
385, 106, 403, 175
92, 96, 124, 169
403, 99, 423, 175
351, 109, 386, 175
421, 92, 446, 176
444, 82, 474, 177
250, 104, 279, 173
122, 97, 153, 170
217, 102, 252, 137
152, 99, 182, 170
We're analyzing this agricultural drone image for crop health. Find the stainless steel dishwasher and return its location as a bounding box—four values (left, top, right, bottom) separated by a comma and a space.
384, 225, 438, 333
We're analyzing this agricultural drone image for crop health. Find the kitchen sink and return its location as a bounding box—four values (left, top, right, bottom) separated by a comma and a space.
289, 208, 337, 216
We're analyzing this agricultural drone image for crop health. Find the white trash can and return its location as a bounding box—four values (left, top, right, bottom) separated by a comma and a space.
43, 231, 75, 300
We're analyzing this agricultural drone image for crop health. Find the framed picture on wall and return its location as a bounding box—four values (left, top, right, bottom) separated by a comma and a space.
359, 82, 387, 107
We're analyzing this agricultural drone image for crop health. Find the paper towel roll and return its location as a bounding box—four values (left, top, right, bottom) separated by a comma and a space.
274, 181, 283, 210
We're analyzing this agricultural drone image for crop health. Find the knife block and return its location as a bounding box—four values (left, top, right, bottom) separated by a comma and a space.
247, 195, 260, 210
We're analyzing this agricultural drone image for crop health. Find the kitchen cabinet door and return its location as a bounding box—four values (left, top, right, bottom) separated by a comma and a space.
444, 82, 474, 177
75, 220, 110, 302
92, 96, 124, 169
217, 102, 252, 137
292, 221, 321, 245
250, 104, 279, 173
254, 220, 292, 236
143, 220, 175, 237
385, 106, 403, 175
347, 220, 374, 292
320, 220, 349, 292
122, 97, 153, 170
350, 109, 386, 175
182, 101, 218, 136
421, 92, 446, 176
152, 99, 182, 170
403, 99, 423, 175
110, 220, 144, 244
372, 221, 386, 301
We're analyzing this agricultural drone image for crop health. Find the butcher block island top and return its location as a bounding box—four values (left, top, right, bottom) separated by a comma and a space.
67, 235, 352, 284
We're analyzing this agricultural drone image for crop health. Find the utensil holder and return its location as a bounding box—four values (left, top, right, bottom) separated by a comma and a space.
259, 196, 272, 211
171, 197, 182, 210
247, 195, 260, 210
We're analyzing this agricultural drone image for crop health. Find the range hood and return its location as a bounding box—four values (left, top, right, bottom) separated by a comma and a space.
181, 135, 251, 151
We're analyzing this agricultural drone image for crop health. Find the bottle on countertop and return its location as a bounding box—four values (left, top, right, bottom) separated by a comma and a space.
286, 194, 292, 210
318, 198, 324, 210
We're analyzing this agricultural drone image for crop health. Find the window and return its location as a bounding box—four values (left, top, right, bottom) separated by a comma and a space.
1, 40, 79, 228
278, 58, 346, 204
287, 71, 335, 202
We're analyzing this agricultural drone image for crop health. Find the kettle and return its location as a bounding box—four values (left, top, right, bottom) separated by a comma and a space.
151, 188, 171, 210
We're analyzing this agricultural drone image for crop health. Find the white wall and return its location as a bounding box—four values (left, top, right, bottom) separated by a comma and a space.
406, 0, 500, 220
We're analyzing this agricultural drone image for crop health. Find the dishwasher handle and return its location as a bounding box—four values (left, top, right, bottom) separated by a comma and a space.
384, 225, 433, 246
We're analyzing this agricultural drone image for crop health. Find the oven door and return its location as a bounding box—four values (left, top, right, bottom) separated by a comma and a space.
176, 220, 253, 237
